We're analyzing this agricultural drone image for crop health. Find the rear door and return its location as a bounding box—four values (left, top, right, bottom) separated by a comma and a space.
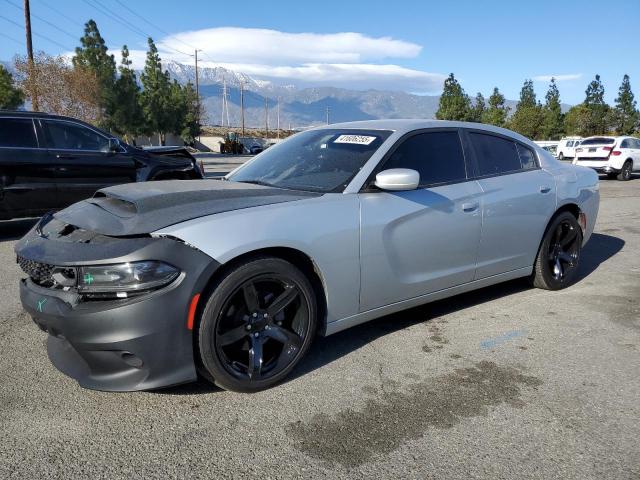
464, 130, 556, 279
359, 129, 483, 311
0, 117, 57, 219
41, 119, 136, 205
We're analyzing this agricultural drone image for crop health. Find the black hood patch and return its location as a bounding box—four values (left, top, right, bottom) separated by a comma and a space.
54, 179, 320, 236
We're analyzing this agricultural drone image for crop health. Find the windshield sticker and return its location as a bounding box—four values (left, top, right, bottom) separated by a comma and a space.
333, 135, 377, 145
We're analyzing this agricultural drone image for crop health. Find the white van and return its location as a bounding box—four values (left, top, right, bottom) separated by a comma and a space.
556, 137, 583, 160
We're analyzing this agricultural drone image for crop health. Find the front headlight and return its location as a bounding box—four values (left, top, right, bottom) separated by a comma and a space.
77, 261, 180, 295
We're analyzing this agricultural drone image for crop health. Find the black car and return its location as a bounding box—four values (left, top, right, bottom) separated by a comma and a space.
0, 111, 203, 221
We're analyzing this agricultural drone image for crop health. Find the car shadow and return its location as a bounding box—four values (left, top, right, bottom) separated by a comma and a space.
0, 218, 38, 242
148, 232, 625, 396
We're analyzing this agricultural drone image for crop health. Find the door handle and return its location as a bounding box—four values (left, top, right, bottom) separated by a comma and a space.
55, 154, 77, 160
539, 186, 551, 194
462, 202, 479, 213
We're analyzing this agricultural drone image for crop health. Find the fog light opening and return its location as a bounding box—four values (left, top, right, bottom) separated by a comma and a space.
120, 352, 144, 369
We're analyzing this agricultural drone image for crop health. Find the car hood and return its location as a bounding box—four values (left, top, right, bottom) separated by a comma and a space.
54, 180, 321, 237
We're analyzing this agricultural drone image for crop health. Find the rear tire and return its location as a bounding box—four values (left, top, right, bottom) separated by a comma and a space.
531, 212, 583, 290
197, 256, 317, 392
617, 161, 632, 181
558, 153, 564, 161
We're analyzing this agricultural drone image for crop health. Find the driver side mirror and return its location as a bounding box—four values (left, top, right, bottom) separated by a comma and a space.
374, 168, 420, 191
108, 138, 120, 153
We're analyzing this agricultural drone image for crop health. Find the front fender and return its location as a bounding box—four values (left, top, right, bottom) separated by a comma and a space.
153, 194, 361, 324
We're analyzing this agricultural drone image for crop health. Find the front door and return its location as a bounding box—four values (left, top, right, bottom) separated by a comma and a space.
359, 129, 482, 312
41, 119, 136, 206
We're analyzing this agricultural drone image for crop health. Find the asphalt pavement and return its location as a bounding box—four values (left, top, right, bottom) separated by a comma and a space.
0, 177, 638, 479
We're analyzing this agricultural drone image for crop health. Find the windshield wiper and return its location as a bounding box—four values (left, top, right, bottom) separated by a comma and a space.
237, 180, 277, 188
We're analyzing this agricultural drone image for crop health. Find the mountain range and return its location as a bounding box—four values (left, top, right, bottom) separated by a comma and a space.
3, 59, 569, 128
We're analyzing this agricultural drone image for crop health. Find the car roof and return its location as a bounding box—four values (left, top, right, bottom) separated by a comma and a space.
312, 119, 534, 145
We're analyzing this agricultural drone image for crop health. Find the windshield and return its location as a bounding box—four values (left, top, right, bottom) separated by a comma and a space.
581, 137, 615, 146
228, 129, 392, 192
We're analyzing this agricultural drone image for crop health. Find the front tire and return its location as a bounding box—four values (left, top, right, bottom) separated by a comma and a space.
197, 256, 317, 392
617, 161, 632, 181
531, 212, 583, 290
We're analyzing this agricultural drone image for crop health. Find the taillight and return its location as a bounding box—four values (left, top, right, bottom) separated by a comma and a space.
611, 150, 622, 156
602, 146, 613, 152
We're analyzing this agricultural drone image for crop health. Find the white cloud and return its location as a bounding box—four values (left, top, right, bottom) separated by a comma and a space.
158, 27, 422, 65
119, 27, 444, 92
533, 74, 582, 82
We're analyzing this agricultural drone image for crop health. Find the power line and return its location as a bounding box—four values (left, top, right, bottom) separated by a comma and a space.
81, 0, 192, 58
34, 0, 86, 29
3, 0, 77, 41
0, 30, 24, 47
0, 14, 72, 50
110, 0, 218, 65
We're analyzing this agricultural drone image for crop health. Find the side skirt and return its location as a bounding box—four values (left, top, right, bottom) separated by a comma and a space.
324, 266, 532, 336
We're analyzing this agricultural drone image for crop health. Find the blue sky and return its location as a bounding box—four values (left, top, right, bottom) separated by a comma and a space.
1, 0, 638, 104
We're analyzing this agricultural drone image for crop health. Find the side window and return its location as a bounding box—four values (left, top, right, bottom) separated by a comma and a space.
634, 139, 640, 149
382, 131, 467, 186
567, 141, 574, 147
0, 118, 38, 148
44, 120, 109, 151
469, 132, 522, 176
620, 139, 630, 148
516, 143, 537, 169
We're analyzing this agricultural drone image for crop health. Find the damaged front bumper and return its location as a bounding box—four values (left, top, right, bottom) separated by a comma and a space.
16, 219, 219, 391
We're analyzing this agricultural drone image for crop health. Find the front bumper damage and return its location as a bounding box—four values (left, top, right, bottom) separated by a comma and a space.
16, 221, 219, 391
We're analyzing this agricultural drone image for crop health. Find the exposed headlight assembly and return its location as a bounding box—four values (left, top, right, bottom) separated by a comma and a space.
77, 261, 180, 297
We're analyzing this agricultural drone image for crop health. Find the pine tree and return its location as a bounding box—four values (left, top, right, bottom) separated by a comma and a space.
610, 74, 638, 135
469, 92, 485, 123
541, 78, 564, 140
0, 64, 24, 109
482, 87, 509, 127
583, 74, 609, 135
140, 38, 171, 145
72, 19, 116, 123
435, 73, 470, 121
508, 80, 544, 139
111, 46, 143, 142
564, 104, 591, 137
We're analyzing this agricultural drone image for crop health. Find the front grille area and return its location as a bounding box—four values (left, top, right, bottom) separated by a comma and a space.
17, 256, 55, 284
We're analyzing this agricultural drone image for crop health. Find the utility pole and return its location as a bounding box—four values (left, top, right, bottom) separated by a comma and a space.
276, 97, 280, 140
194, 49, 201, 140
24, 0, 37, 110
240, 81, 245, 138
265, 97, 269, 140
326, 106, 330, 125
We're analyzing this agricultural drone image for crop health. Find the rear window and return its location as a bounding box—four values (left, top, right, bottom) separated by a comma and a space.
469, 133, 522, 176
581, 137, 615, 146
0, 118, 38, 148
516, 144, 537, 169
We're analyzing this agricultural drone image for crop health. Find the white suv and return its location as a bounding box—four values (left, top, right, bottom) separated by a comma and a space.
573, 136, 640, 181
557, 137, 582, 160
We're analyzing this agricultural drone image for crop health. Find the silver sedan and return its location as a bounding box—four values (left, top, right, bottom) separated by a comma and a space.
16, 120, 600, 392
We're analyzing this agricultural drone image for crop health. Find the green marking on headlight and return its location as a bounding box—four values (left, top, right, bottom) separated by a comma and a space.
83, 273, 94, 285
37, 298, 47, 312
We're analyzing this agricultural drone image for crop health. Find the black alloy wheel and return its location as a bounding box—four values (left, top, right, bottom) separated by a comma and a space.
198, 257, 317, 392
531, 212, 583, 290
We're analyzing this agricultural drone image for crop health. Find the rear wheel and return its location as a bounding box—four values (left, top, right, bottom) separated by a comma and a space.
617, 161, 632, 181
197, 256, 317, 392
531, 212, 583, 290
558, 153, 564, 161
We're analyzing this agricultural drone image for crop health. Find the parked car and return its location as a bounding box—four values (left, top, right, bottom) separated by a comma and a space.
0, 111, 203, 221
16, 120, 599, 392
573, 136, 640, 180
541, 144, 558, 157
556, 136, 583, 160
249, 144, 263, 155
